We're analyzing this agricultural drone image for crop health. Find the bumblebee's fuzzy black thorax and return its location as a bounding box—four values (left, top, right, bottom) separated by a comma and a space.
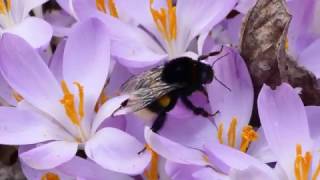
161, 57, 214, 87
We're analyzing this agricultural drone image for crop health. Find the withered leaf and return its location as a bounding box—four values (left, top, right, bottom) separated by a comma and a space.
240, 0, 320, 105
240, 0, 291, 88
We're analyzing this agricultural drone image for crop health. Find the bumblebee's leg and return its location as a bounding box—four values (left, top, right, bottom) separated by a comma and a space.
199, 86, 209, 101
151, 112, 167, 133
181, 96, 216, 117
138, 112, 167, 155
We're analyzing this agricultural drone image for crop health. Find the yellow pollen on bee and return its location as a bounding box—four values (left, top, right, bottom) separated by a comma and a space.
0, 0, 11, 14
145, 145, 159, 180
159, 95, 171, 107
96, 0, 119, 17
41, 172, 60, 180
217, 117, 258, 152
60, 80, 85, 126
150, 0, 177, 41
294, 144, 320, 180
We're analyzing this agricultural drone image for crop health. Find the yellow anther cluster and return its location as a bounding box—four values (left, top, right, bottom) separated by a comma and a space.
239, 125, 258, 152
96, 0, 118, 17
294, 144, 320, 180
0, 0, 10, 14
60, 80, 85, 126
217, 117, 258, 152
41, 172, 60, 180
150, 0, 177, 41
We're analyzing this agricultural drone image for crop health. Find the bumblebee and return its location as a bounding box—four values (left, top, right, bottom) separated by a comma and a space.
113, 47, 230, 133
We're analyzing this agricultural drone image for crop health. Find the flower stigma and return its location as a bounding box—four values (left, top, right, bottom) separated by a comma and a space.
60, 80, 86, 142
96, 0, 119, 17
217, 117, 258, 152
0, 0, 10, 14
294, 144, 320, 180
41, 172, 60, 180
145, 145, 159, 180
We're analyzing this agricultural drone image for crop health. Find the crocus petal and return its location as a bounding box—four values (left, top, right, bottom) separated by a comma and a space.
208, 49, 253, 145
63, 18, 110, 112
8, 17, 53, 48
49, 40, 66, 82
145, 128, 209, 166
229, 166, 278, 180
297, 39, 320, 78
0, 34, 68, 123
56, 0, 76, 18
58, 157, 133, 180
0, 73, 15, 106
258, 83, 312, 178
85, 128, 151, 175
165, 161, 203, 180
20, 141, 78, 170
176, 0, 236, 51
160, 115, 218, 149
204, 143, 278, 179
305, 106, 320, 141
287, 0, 317, 56
0, 107, 67, 145
91, 95, 129, 134
192, 167, 228, 180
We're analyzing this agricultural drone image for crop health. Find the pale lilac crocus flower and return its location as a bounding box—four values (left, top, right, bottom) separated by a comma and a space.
145, 127, 279, 180
0, 0, 52, 48
71, 0, 237, 68
258, 83, 320, 180
0, 18, 151, 175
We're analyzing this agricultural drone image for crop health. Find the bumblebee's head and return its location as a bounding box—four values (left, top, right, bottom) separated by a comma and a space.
199, 64, 214, 84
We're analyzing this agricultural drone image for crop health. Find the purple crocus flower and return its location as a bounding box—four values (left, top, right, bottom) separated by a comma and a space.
0, 0, 53, 48
71, 0, 237, 68
0, 18, 151, 175
258, 83, 320, 180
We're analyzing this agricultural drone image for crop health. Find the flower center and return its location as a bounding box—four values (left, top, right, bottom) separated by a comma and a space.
41, 172, 60, 180
150, 0, 177, 42
96, 0, 119, 17
217, 117, 258, 152
294, 144, 320, 180
0, 0, 10, 14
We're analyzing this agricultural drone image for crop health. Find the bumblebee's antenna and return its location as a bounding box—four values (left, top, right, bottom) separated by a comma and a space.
198, 45, 224, 61
211, 53, 230, 67
214, 77, 231, 92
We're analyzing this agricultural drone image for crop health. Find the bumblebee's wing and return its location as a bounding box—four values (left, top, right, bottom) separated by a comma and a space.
114, 66, 181, 115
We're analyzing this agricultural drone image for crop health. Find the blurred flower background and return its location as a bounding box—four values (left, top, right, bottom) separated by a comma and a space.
0, 0, 319, 180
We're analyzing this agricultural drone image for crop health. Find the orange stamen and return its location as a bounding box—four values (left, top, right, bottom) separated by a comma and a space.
150, 0, 177, 41
96, 0, 107, 13
0, 0, 10, 14
227, 117, 237, 147
217, 123, 224, 144
108, 0, 119, 17
60, 81, 85, 126
12, 91, 23, 102
146, 145, 159, 180
41, 172, 60, 180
